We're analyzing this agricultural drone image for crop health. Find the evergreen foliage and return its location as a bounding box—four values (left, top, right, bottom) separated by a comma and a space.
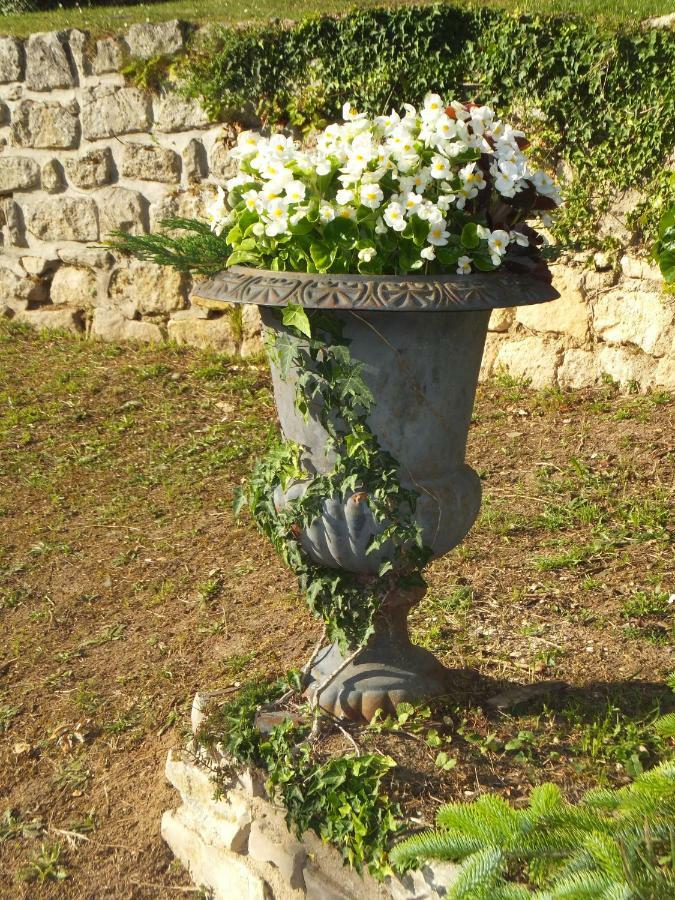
105, 218, 232, 276
390, 763, 675, 897
178, 4, 675, 248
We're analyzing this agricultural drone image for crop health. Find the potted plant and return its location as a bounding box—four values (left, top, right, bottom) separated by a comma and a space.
113, 96, 561, 721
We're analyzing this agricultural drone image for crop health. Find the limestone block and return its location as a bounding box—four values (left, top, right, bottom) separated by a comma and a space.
0, 198, 27, 246
0, 266, 49, 305
652, 355, 675, 390
81, 85, 151, 140
389, 862, 460, 899
516, 267, 590, 343
161, 809, 269, 900
155, 94, 210, 132
597, 345, 654, 390
0, 37, 24, 84
50, 266, 97, 308
643, 12, 675, 28
579, 268, 619, 297
67, 30, 91, 78
11, 99, 80, 150
92, 38, 125, 75
168, 313, 237, 353
65, 146, 114, 189
20, 255, 58, 277
487, 307, 514, 333
241, 303, 263, 357
0, 101, 9, 125
58, 246, 113, 269
479, 331, 505, 381
109, 259, 186, 313
182, 138, 208, 183
598, 188, 643, 246
208, 126, 238, 180
151, 184, 215, 229
620, 255, 662, 282
593, 289, 675, 355
25, 32, 75, 91
41, 159, 65, 194
125, 20, 186, 59
27, 196, 98, 242
14, 306, 83, 333
558, 349, 603, 390
91, 308, 163, 343
0, 157, 40, 194
303, 865, 353, 900
494, 335, 562, 390
97, 187, 148, 238
248, 817, 306, 889
121, 142, 181, 183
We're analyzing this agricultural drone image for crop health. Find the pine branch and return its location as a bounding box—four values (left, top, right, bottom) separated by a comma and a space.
104, 218, 231, 276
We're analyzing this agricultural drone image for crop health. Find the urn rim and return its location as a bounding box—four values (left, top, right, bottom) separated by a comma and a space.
191, 264, 560, 313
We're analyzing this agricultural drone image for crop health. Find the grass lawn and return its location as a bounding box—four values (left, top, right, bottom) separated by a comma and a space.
0, 321, 673, 896
1, 0, 673, 38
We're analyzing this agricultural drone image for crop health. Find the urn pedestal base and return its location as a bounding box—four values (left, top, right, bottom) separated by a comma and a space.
304, 585, 453, 722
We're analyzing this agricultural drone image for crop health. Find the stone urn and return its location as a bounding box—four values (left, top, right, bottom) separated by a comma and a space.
192, 266, 558, 721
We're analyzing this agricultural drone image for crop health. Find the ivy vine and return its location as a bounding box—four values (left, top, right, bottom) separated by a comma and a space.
237, 305, 431, 652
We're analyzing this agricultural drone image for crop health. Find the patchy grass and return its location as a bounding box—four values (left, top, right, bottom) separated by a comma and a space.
0, 0, 672, 38
0, 322, 673, 895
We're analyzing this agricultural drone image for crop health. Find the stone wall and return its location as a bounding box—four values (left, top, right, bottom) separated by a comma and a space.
161, 694, 459, 900
1, 23, 673, 389
0, 22, 261, 355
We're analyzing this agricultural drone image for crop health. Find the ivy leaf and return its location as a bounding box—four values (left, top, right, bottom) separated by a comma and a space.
282, 303, 312, 338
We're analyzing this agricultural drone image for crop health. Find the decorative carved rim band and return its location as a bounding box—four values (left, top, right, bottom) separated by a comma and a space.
191, 265, 560, 313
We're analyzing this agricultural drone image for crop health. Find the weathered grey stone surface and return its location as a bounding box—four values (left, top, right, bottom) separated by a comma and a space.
65, 147, 114, 189
58, 246, 114, 269
0, 101, 9, 126
11, 99, 80, 149
25, 32, 75, 91
208, 128, 238, 180
50, 265, 97, 308
0, 37, 23, 84
248, 818, 306, 890
168, 313, 237, 352
92, 37, 126, 75
182, 138, 208, 183
67, 29, 91, 78
0, 157, 40, 194
27, 196, 98, 242
593, 289, 674, 356
494, 334, 562, 390
81, 85, 152, 140
91, 308, 163, 343
0, 198, 26, 246
121, 142, 181, 183
0, 265, 48, 304
109, 259, 186, 313
125, 20, 186, 58
15, 306, 83, 332
154, 94, 210, 132
97, 186, 148, 237
41, 159, 65, 194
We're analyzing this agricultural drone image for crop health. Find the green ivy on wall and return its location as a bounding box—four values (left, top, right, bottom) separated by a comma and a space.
177, 4, 675, 250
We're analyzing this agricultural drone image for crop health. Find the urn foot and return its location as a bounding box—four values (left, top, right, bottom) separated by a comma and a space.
305, 641, 453, 722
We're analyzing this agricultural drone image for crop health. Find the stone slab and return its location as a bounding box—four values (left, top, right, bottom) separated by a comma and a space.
25, 32, 75, 91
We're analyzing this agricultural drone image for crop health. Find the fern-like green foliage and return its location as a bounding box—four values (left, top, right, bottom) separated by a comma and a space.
104, 218, 231, 276
390, 762, 675, 898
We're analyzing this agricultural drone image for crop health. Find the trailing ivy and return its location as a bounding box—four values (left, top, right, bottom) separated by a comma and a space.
195, 678, 401, 878
178, 4, 675, 248
238, 307, 431, 651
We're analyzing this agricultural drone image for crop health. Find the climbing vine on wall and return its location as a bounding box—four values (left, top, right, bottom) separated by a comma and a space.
237, 306, 431, 652
177, 5, 675, 249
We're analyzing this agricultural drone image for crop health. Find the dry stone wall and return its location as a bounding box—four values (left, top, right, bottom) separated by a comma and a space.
0, 23, 260, 356
1, 22, 674, 390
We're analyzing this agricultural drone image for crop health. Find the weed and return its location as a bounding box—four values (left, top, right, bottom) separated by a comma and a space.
19, 842, 68, 884
0, 704, 20, 732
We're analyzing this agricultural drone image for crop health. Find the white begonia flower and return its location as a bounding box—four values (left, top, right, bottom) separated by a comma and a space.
260, 160, 293, 183
205, 186, 229, 235
252, 222, 265, 236
285, 180, 306, 203
315, 157, 332, 176
336, 188, 355, 205
360, 183, 384, 209
402, 191, 422, 214
225, 174, 249, 191
436, 113, 458, 142
531, 170, 561, 203
420, 245, 436, 261
290, 207, 308, 226
444, 140, 470, 158
510, 230, 530, 247
260, 181, 285, 201
448, 101, 470, 121
319, 203, 335, 223
268, 133, 295, 159
437, 193, 455, 212
242, 189, 262, 213
430, 154, 452, 180
383, 202, 406, 231
487, 229, 510, 264
422, 92, 444, 120
457, 255, 472, 275
417, 201, 443, 224
358, 247, 377, 262
342, 101, 366, 122
401, 103, 418, 123
427, 222, 450, 246
476, 224, 490, 240
336, 205, 357, 220
233, 130, 262, 158
375, 110, 401, 135
460, 162, 486, 191
455, 187, 477, 210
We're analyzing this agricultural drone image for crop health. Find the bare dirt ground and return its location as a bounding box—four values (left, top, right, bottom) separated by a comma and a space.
0, 322, 672, 898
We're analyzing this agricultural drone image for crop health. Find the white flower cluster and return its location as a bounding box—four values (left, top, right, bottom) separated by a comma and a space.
207, 95, 560, 275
